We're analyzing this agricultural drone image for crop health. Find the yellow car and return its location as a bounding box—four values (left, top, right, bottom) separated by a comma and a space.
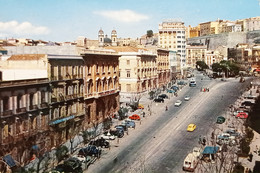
187, 124, 196, 132
138, 104, 144, 109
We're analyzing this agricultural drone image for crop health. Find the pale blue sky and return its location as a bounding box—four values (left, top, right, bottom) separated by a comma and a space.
0, 0, 259, 42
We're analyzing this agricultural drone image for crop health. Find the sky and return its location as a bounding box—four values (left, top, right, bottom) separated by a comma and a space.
0, 0, 259, 42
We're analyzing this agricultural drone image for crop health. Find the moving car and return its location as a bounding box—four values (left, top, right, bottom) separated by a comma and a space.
153, 97, 164, 103
184, 96, 190, 101
137, 104, 144, 109
236, 112, 248, 119
216, 116, 225, 124
100, 132, 116, 140
175, 100, 182, 106
89, 138, 110, 148
129, 114, 141, 120
187, 124, 196, 132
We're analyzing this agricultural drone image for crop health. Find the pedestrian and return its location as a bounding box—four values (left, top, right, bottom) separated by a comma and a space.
202, 137, 206, 146
165, 106, 168, 111
255, 145, 258, 154
248, 152, 253, 162
198, 135, 202, 144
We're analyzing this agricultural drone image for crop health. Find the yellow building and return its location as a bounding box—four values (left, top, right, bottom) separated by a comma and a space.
187, 25, 200, 38
199, 20, 222, 36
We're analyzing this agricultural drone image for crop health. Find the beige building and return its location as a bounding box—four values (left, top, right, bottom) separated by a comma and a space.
186, 45, 207, 68
237, 16, 260, 32
105, 46, 157, 102
186, 25, 200, 38
158, 20, 186, 68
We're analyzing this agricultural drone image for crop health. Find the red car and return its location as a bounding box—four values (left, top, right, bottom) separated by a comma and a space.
129, 114, 140, 120
236, 112, 248, 119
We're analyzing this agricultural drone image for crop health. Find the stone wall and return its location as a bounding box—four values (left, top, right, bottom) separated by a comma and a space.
187, 30, 260, 50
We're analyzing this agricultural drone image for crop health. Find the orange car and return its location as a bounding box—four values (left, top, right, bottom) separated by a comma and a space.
129, 114, 140, 120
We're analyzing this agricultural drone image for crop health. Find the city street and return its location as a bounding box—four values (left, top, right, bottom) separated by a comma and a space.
86, 72, 254, 173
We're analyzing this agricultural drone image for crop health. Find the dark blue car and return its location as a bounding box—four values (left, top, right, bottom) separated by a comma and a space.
78, 145, 101, 157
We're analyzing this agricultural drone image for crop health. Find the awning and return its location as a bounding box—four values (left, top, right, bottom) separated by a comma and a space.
3, 154, 16, 167
202, 146, 219, 154
49, 115, 75, 125
32, 145, 39, 150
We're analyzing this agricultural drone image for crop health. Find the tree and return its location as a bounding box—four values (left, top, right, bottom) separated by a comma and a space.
196, 61, 208, 71
146, 30, 153, 38
55, 145, 69, 162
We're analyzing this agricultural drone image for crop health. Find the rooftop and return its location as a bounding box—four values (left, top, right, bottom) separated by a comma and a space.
8, 54, 46, 60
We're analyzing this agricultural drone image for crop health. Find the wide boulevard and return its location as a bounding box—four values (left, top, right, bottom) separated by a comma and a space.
86, 71, 253, 173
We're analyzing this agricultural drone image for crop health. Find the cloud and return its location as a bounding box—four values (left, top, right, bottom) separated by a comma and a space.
94, 9, 149, 23
0, 21, 50, 37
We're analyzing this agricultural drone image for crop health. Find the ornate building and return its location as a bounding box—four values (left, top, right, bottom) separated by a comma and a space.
98, 29, 118, 47
0, 78, 49, 167
157, 49, 171, 87
186, 45, 207, 68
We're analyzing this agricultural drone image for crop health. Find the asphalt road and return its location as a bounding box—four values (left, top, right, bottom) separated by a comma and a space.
86, 71, 254, 173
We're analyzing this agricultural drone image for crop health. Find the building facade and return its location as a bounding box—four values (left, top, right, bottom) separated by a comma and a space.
158, 20, 186, 68
0, 78, 49, 167
157, 49, 171, 87
186, 45, 207, 68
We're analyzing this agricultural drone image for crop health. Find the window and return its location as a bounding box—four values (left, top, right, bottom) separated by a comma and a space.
127, 60, 130, 65
102, 64, 105, 73
3, 97, 9, 111
127, 71, 130, 78
41, 91, 45, 103
96, 64, 99, 73
17, 94, 23, 109
126, 84, 131, 92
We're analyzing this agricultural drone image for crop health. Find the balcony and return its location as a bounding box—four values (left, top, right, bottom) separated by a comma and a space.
97, 90, 117, 97
16, 107, 27, 114
0, 110, 13, 117
40, 102, 49, 109
29, 105, 38, 111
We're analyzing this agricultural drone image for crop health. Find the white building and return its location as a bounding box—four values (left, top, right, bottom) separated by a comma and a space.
158, 19, 186, 69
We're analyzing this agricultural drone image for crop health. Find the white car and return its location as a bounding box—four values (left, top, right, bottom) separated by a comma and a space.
100, 132, 116, 140
175, 100, 182, 106
72, 155, 87, 163
184, 96, 190, 101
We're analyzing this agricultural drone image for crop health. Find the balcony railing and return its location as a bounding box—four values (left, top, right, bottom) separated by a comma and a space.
16, 107, 27, 113
29, 105, 38, 111
40, 102, 48, 109
0, 110, 13, 117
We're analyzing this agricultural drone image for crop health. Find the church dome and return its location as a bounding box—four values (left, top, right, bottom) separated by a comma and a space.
99, 29, 104, 35
111, 29, 117, 35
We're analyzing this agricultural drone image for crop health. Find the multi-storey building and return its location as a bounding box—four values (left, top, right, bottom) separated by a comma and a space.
0, 78, 49, 167
186, 25, 200, 38
237, 17, 260, 32
0, 49, 121, 166
81, 49, 120, 129
158, 20, 186, 68
157, 49, 171, 87
199, 20, 222, 36
186, 45, 207, 68
105, 46, 157, 102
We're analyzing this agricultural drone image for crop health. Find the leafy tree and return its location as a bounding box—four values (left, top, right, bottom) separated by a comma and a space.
146, 30, 153, 37
149, 91, 156, 99
118, 107, 129, 120
196, 61, 208, 71
55, 145, 69, 162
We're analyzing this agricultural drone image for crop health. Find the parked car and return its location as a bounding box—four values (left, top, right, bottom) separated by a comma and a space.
241, 101, 254, 107
100, 132, 116, 140
184, 96, 190, 101
115, 124, 128, 131
233, 110, 244, 116
72, 155, 87, 163
129, 114, 141, 120
187, 124, 196, 132
175, 100, 182, 106
54, 158, 83, 173
177, 81, 186, 85
167, 89, 175, 93
224, 129, 240, 137
236, 112, 248, 119
78, 145, 101, 157
122, 120, 136, 128
158, 94, 169, 99
89, 138, 110, 148
153, 97, 164, 103
110, 128, 124, 138
216, 116, 225, 124
171, 86, 179, 90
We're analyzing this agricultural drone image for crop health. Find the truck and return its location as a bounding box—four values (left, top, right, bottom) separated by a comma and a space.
183, 147, 201, 172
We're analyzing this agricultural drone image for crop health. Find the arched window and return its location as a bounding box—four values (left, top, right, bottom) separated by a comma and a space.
17, 94, 23, 109
3, 96, 9, 111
